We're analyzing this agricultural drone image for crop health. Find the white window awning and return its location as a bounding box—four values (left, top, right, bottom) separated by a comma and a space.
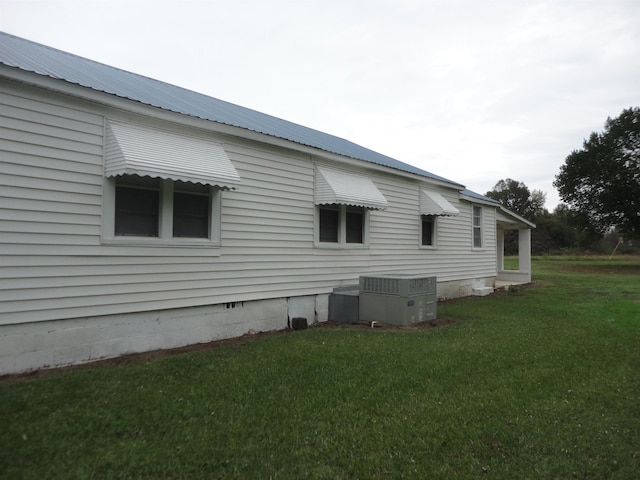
314, 166, 388, 210
420, 189, 460, 216
104, 120, 241, 189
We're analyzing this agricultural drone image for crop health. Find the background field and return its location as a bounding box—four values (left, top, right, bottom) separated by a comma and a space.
1, 256, 639, 479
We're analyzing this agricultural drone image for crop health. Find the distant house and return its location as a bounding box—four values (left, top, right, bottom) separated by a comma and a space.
0, 32, 534, 374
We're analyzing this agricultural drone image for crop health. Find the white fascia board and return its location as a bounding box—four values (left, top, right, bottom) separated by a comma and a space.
498, 206, 536, 229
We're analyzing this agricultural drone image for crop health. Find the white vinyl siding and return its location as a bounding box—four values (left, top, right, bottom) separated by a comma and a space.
0, 81, 499, 326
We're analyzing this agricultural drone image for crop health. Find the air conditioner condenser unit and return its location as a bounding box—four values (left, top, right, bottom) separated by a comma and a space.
359, 274, 437, 326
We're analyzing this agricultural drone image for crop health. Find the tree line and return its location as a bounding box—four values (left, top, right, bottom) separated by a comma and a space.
486, 107, 639, 255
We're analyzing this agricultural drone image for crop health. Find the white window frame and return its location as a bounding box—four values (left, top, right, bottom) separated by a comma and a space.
472, 205, 483, 249
315, 204, 370, 249
102, 176, 221, 247
420, 214, 437, 249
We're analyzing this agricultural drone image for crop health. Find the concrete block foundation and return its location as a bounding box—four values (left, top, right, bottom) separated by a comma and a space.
0, 298, 288, 375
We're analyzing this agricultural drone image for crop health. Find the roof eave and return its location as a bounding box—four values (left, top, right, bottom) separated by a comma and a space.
1, 63, 466, 189
498, 206, 536, 229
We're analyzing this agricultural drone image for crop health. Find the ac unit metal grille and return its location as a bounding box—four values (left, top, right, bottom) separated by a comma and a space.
361, 277, 399, 295
359, 274, 436, 296
408, 278, 433, 295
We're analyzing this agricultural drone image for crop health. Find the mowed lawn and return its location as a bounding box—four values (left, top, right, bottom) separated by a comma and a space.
1, 257, 639, 479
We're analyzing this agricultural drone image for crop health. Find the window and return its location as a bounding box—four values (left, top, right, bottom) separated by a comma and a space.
421, 215, 435, 247
313, 166, 386, 248
473, 205, 483, 248
102, 120, 239, 246
104, 174, 220, 245
319, 206, 339, 243
173, 182, 211, 238
115, 176, 160, 237
317, 205, 367, 246
345, 207, 364, 243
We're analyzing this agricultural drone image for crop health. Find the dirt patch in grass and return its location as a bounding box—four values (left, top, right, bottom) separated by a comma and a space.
316, 317, 460, 331
1, 318, 459, 384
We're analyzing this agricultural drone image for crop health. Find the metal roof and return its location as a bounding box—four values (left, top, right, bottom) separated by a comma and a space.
0, 31, 462, 186
459, 189, 499, 204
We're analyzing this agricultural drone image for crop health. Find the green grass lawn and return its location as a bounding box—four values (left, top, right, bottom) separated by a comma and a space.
1, 256, 639, 479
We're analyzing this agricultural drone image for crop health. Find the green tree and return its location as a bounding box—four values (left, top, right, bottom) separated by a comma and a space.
485, 178, 546, 221
554, 107, 640, 238
530, 207, 579, 254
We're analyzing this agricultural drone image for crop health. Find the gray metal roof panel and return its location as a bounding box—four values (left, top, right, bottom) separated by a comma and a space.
0, 31, 460, 186
459, 189, 499, 204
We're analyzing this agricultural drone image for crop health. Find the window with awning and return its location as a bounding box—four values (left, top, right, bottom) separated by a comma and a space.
314, 166, 385, 247
102, 120, 239, 245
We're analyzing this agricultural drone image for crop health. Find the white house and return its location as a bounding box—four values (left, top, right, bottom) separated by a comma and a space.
0, 32, 534, 374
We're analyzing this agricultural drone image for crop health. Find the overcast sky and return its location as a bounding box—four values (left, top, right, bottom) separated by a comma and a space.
2, 0, 639, 208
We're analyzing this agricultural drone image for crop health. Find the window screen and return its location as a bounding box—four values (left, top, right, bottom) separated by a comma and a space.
173, 182, 210, 238
115, 176, 160, 236
319, 207, 339, 243
422, 215, 434, 246
346, 207, 364, 243
473, 206, 482, 248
